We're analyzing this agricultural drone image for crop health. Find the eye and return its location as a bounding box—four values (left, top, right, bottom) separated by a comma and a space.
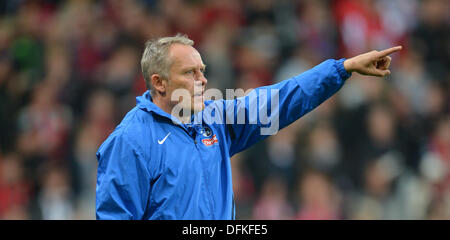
185, 70, 194, 75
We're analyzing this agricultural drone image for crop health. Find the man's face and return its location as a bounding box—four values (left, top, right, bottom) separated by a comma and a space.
166, 43, 207, 113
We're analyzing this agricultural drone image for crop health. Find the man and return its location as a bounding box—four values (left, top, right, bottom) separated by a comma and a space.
95, 34, 401, 220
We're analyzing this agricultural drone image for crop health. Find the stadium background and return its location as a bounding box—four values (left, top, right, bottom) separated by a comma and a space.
0, 0, 448, 220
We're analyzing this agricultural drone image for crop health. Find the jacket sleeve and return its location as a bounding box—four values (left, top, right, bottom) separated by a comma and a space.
95, 131, 151, 220
216, 58, 351, 156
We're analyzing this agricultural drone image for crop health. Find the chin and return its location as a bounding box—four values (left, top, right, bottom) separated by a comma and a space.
192, 102, 205, 113
191, 96, 205, 113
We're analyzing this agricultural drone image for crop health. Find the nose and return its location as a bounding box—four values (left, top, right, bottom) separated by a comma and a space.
198, 72, 207, 87
195, 71, 207, 88
194, 77, 205, 94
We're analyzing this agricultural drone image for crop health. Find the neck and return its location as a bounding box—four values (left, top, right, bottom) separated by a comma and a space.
152, 94, 192, 124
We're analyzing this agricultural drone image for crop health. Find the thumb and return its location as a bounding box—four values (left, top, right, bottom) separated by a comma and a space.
367, 67, 391, 77
376, 69, 391, 77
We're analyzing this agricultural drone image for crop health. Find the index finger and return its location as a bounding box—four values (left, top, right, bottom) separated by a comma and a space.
377, 46, 402, 58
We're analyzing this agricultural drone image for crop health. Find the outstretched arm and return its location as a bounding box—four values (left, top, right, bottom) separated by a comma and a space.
344, 46, 402, 77
214, 46, 402, 156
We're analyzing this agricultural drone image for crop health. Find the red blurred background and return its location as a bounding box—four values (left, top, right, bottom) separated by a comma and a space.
0, 0, 448, 219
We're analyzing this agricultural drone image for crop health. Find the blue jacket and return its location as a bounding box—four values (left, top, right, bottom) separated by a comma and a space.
96, 59, 351, 220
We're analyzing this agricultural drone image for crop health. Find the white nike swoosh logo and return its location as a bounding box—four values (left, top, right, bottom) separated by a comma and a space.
158, 132, 171, 144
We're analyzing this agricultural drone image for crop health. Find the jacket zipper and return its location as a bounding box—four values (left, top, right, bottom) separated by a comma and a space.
193, 134, 216, 219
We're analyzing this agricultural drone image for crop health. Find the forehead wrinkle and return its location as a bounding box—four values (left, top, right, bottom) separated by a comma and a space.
169, 44, 205, 70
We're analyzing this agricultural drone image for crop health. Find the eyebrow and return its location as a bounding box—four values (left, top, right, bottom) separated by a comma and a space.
181, 64, 207, 71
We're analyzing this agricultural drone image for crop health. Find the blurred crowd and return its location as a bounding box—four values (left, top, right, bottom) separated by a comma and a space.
0, 0, 448, 220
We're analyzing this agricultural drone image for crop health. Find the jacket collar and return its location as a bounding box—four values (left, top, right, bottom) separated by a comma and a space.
136, 90, 200, 127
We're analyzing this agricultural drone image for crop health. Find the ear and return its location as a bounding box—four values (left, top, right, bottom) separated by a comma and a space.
151, 74, 167, 95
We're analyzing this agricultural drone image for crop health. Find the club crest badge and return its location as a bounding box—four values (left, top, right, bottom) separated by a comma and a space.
200, 126, 213, 137
202, 134, 218, 146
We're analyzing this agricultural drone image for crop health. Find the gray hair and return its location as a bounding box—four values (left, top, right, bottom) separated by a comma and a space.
141, 33, 194, 94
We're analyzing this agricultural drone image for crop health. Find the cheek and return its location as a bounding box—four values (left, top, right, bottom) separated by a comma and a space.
169, 76, 193, 91
167, 77, 195, 102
